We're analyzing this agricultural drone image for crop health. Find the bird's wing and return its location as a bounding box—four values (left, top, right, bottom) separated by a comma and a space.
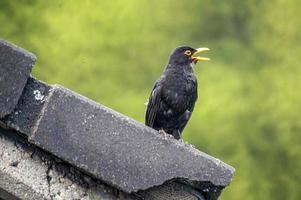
145, 82, 162, 127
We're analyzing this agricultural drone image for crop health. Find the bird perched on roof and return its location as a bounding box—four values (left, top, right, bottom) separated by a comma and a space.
145, 46, 210, 140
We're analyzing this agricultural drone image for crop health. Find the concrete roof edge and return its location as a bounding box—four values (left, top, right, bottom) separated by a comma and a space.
0, 40, 235, 196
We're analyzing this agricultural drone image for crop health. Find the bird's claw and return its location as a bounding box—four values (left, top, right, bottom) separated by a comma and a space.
178, 138, 184, 143
159, 129, 168, 140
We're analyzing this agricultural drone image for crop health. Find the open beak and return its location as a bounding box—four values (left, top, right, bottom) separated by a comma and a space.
191, 47, 210, 62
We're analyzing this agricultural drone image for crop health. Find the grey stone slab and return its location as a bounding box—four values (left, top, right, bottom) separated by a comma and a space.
31, 85, 235, 193
0, 171, 46, 200
0, 40, 36, 118
0, 127, 137, 200
1, 77, 51, 136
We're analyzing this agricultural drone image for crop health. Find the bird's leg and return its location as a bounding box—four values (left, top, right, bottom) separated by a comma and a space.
172, 130, 181, 140
158, 129, 168, 140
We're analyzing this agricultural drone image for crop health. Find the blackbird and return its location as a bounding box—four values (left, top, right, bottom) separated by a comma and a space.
145, 46, 210, 139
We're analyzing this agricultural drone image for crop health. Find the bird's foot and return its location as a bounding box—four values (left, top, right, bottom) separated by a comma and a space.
178, 138, 184, 143
172, 130, 181, 140
159, 129, 168, 140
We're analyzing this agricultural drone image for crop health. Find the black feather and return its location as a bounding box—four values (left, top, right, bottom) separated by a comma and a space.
145, 46, 198, 139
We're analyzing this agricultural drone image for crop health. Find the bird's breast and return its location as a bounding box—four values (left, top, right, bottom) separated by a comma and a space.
163, 81, 197, 110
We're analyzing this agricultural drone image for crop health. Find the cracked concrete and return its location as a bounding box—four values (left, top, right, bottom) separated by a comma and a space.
0, 128, 138, 200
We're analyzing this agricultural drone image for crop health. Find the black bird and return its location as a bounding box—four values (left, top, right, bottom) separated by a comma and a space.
145, 46, 210, 139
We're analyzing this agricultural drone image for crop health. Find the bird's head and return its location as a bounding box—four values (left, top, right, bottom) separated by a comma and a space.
168, 46, 210, 65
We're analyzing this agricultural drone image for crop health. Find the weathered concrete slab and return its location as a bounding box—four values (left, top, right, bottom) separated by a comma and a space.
0, 171, 46, 200
0, 127, 137, 200
0, 40, 36, 118
31, 85, 235, 193
1, 77, 51, 136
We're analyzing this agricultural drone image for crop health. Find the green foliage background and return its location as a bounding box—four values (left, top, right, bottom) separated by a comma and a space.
1, 0, 301, 199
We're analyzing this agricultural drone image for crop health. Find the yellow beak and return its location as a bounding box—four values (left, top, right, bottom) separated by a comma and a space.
192, 47, 210, 61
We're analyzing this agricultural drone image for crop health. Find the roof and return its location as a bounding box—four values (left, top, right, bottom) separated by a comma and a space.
0, 40, 234, 199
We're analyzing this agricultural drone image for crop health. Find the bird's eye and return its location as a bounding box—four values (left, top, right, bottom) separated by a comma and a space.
184, 50, 192, 56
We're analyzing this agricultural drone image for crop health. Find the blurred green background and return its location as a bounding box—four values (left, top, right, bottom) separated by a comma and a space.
1, 0, 300, 199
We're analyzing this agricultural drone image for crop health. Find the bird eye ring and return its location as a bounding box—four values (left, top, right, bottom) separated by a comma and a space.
184, 50, 192, 56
